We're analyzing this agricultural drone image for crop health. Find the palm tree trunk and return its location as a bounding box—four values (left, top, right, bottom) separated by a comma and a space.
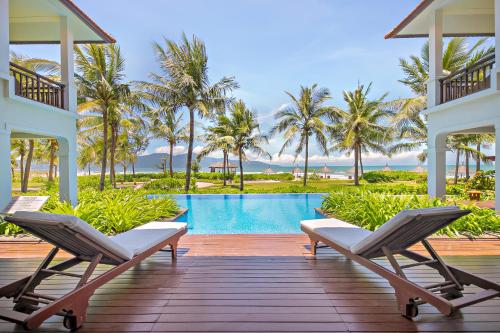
110, 123, 118, 188
132, 162, 136, 177
123, 165, 126, 181
99, 108, 109, 191
454, 149, 460, 184
88, 163, 91, 176
48, 139, 56, 181
21, 139, 34, 193
169, 141, 174, 177
354, 144, 359, 186
303, 135, 309, 187
185, 107, 195, 192
20, 153, 25, 187
238, 147, 244, 191
465, 151, 470, 179
476, 142, 481, 173
223, 149, 227, 187
359, 148, 364, 176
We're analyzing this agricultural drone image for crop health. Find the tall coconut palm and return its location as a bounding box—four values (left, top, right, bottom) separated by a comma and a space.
138, 33, 238, 191
330, 83, 393, 186
197, 114, 235, 187
271, 84, 331, 186
78, 138, 99, 176
75, 43, 129, 191
228, 100, 269, 191
147, 105, 187, 177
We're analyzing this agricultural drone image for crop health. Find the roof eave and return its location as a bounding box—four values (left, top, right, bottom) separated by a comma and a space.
58, 0, 116, 43
385, 0, 433, 39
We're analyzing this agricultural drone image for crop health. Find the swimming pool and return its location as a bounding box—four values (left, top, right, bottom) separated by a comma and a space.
170, 193, 325, 234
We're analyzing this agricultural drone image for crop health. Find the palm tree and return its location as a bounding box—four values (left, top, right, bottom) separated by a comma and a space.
147, 105, 187, 177
271, 84, 331, 186
330, 83, 393, 186
228, 100, 269, 191
78, 138, 99, 176
75, 43, 130, 191
197, 114, 235, 187
138, 33, 238, 191
393, 38, 494, 161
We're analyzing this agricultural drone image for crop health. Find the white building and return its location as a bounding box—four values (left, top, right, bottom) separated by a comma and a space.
0, 0, 114, 211
387, 0, 500, 210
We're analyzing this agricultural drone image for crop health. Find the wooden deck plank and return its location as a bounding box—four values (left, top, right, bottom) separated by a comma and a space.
0, 235, 498, 332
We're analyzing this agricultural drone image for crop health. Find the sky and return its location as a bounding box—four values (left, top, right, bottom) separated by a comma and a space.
12, 0, 446, 166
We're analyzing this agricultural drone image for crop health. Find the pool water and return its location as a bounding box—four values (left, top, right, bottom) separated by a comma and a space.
170, 193, 325, 234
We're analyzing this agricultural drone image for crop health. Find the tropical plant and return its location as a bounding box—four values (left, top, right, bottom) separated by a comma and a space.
271, 84, 331, 186
329, 83, 393, 185
75, 43, 130, 190
228, 100, 269, 191
147, 105, 187, 177
138, 33, 238, 191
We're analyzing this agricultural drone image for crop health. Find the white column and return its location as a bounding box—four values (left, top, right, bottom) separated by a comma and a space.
60, 17, 76, 112
0, 124, 11, 211
495, 0, 500, 89
427, 9, 443, 107
427, 132, 447, 199
0, 0, 9, 79
495, 123, 500, 212
57, 137, 78, 206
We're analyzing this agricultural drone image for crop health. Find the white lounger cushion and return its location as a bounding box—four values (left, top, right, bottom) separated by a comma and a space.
300, 218, 372, 250
8, 211, 134, 261
350, 206, 461, 255
111, 222, 187, 256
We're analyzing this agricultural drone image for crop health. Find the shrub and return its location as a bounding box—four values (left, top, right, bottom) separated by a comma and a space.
234, 173, 294, 181
144, 178, 184, 191
466, 170, 495, 191
44, 189, 179, 234
321, 191, 500, 236
362, 170, 426, 183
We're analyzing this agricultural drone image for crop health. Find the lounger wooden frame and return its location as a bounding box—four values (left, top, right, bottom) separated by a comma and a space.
0, 228, 186, 331
303, 227, 500, 319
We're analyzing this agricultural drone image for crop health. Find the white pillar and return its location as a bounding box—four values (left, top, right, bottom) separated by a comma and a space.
0, 0, 9, 80
495, 123, 500, 212
60, 17, 76, 112
427, 132, 447, 199
427, 9, 443, 107
0, 124, 12, 211
57, 137, 78, 206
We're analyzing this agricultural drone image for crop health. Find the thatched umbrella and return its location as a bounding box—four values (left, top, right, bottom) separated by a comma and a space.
382, 163, 392, 172
321, 165, 332, 179
263, 167, 275, 175
413, 165, 425, 174
292, 167, 302, 177
457, 164, 467, 178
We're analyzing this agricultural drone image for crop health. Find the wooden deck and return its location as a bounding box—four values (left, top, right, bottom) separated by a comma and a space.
0, 235, 499, 332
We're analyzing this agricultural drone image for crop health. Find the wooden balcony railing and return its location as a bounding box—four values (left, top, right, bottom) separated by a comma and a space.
9, 62, 65, 109
439, 54, 495, 104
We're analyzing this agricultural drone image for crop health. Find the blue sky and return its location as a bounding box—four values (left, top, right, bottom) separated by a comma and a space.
13, 0, 436, 165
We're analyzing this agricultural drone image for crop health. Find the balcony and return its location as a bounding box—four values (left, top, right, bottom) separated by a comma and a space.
439, 54, 495, 105
9, 62, 65, 110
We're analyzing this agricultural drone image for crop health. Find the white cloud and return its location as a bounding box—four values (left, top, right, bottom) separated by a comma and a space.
154, 145, 186, 155
193, 146, 204, 154
257, 103, 288, 122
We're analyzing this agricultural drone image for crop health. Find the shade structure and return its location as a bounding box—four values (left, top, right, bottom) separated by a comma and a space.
457, 164, 467, 175
321, 166, 332, 173
346, 167, 356, 174
413, 165, 425, 174
382, 163, 392, 172
263, 167, 275, 175
292, 167, 302, 176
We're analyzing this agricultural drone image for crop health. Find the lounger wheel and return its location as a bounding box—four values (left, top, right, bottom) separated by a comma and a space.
63, 314, 81, 331
404, 301, 419, 318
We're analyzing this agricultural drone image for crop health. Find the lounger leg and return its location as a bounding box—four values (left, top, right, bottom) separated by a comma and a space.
310, 239, 318, 255
170, 242, 178, 260
394, 288, 419, 318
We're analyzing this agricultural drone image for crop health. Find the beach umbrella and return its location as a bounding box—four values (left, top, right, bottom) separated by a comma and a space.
263, 167, 275, 175
292, 167, 302, 177
413, 165, 425, 174
382, 163, 392, 171
321, 165, 332, 179
457, 164, 467, 177
346, 167, 356, 180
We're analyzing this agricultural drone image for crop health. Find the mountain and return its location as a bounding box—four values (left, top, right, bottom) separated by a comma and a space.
134, 153, 286, 173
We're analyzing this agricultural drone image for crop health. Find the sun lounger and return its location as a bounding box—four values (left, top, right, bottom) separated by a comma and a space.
0, 211, 187, 330
301, 206, 500, 318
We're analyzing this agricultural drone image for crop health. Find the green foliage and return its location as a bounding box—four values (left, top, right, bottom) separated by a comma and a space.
234, 173, 294, 181
44, 189, 178, 234
362, 170, 426, 183
321, 191, 500, 236
144, 178, 184, 191
466, 170, 495, 191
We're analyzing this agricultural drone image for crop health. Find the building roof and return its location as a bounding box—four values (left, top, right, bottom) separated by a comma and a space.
9, 0, 115, 44
385, 0, 494, 39
210, 162, 237, 168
